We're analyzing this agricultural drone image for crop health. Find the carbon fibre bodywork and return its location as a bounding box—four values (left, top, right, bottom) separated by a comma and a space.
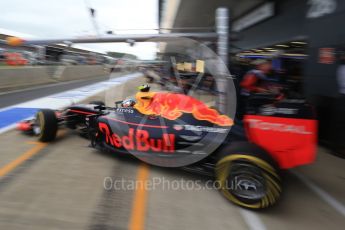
17, 92, 317, 171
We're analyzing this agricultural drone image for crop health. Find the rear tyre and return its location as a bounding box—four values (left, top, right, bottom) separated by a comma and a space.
35, 109, 58, 142
216, 142, 282, 209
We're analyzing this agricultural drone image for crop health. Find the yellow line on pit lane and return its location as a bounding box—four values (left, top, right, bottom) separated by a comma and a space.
0, 142, 47, 177
128, 163, 150, 230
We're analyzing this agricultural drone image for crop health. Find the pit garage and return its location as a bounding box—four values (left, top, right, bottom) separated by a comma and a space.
160, 0, 345, 154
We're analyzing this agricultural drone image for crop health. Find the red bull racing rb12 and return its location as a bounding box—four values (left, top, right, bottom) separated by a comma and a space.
17, 86, 317, 209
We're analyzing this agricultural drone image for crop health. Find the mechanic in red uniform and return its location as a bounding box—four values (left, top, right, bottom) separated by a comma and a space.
240, 59, 273, 96
237, 59, 273, 119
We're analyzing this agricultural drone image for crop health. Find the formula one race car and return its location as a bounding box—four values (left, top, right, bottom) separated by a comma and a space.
17, 85, 317, 209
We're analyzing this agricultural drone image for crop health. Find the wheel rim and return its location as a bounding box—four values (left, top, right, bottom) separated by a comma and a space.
227, 162, 266, 201
216, 154, 281, 209
33, 125, 41, 135
33, 113, 42, 135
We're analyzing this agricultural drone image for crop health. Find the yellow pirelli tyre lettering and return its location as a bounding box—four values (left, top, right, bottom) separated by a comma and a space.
36, 109, 58, 142
216, 153, 282, 209
37, 111, 45, 140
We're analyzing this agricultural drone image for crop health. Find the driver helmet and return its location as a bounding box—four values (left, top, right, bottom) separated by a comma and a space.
138, 84, 150, 92
122, 99, 136, 107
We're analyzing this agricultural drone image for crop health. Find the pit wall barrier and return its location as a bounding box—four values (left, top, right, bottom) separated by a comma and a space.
0, 65, 111, 91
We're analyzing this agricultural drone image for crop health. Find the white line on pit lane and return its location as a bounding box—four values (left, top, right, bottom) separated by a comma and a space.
0, 123, 18, 135
292, 171, 345, 217
239, 209, 267, 230
0, 72, 142, 134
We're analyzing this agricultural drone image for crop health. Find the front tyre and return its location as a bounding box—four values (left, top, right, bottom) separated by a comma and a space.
216, 143, 282, 209
34, 109, 58, 142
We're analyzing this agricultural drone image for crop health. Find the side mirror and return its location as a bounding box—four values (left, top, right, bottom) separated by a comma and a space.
94, 104, 106, 110
115, 101, 123, 108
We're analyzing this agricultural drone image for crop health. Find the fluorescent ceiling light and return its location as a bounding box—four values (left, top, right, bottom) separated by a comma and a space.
276, 44, 289, 47
291, 41, 307, 45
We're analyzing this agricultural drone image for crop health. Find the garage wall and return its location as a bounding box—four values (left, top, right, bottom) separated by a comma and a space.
233, 0, 307, 50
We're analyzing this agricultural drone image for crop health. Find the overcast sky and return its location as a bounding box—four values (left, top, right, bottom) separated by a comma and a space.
0, 0, 158, 59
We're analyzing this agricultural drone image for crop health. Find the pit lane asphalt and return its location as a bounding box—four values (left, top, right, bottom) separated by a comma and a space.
0, 129, 344, 229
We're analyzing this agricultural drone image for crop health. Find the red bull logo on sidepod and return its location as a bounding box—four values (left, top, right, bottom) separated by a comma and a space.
134, 92, 233, 126
99, 122, 175, 153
